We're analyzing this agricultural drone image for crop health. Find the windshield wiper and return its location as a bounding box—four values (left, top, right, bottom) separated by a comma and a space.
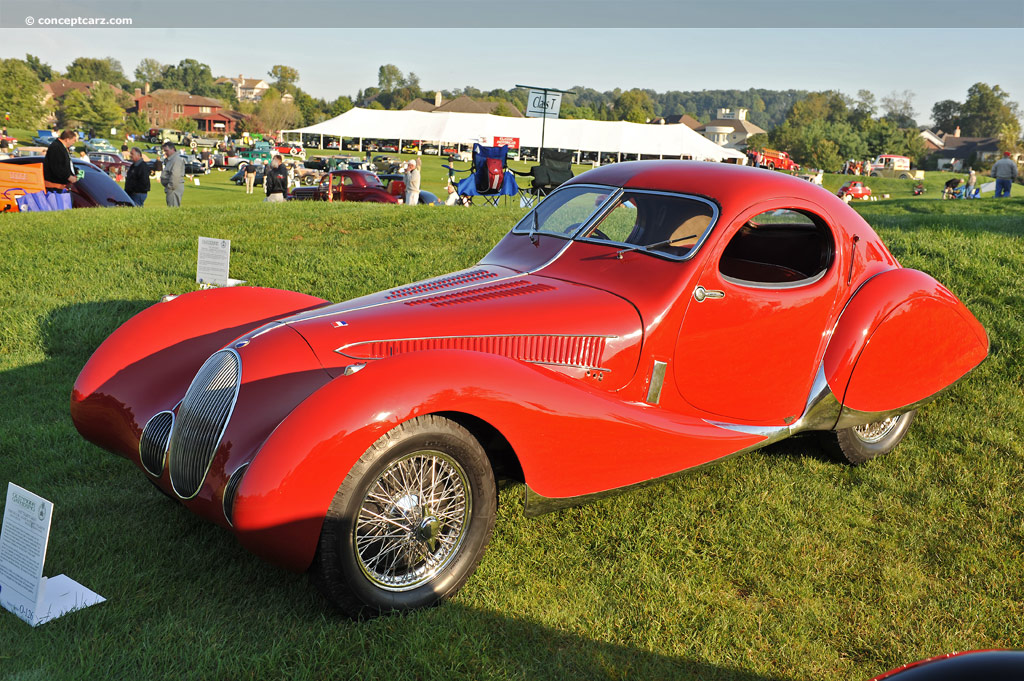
615, 233, 697, 259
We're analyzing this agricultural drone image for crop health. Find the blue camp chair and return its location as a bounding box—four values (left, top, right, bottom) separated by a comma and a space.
455, 144, 518, 206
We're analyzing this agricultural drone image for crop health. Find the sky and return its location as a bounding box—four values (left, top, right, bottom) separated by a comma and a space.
4, 28, 1023, 126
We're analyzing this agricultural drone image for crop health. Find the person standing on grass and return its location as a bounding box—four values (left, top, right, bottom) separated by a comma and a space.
124, 147, 151, 207
404, 157, 421, 206
263, 155, 289, 203
160, 141, 185, 207
990, 152, 1018, 198
244, 162, 258, 194
43, 130, 79, 187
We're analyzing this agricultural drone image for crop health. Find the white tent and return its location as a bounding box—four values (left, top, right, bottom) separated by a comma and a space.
283, 108, 745, 161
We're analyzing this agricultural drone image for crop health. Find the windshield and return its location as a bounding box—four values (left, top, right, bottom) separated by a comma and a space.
579, 190, 717, 259
512, 185, 615, 237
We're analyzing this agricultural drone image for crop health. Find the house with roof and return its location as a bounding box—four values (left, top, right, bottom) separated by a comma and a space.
132, 88, 246, 134
649, 114, 702, 130
695, 108, 766, 150
401, 92, 524, 117
918, 126, 1020, 171
215, 75, 270, 102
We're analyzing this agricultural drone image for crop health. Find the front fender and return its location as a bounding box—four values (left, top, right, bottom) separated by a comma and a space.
71, 286, 329, 459
824, 269, 988, 414
232, 350, 764, 572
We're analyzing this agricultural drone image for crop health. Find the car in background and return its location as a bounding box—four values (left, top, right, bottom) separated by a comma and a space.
837, 180, 872, 200
88, 152, 131, 176
750, 148, 800, 172
147, 128, 190, 145
421, 144, 439, 155
84, 138, 118, 154
180, 154, 210, 175
377, 173, 441, 205
230, 164, 265, 186
32, 130, 58, 146
1, 156, 134, 208
289, 169, 399, 203
866, 154, 918, 179
380, 143, 398, 153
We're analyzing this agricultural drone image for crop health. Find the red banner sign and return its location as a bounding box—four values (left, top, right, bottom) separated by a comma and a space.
493, 136, 520, 149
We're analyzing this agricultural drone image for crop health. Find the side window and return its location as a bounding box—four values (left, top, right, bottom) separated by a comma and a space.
719, 209, 834, 286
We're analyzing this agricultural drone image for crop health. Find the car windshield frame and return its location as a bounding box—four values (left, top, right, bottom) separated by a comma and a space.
575, 188, 720, 262
510, 183, 622, 240
511, 183, 720, 262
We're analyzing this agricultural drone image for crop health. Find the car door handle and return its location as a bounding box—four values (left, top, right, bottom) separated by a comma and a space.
693, 286, 725, 302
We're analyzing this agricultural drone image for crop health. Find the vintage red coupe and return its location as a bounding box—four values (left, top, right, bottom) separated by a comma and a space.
838, 180, 873, 200
289, 169, 399, 204
70, 162, 987, 615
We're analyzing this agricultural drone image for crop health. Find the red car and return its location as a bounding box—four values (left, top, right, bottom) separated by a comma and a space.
289, 169, 399, 203
87, 152, 130, 176
838, 180, 872, 200
70, 161, 987, 616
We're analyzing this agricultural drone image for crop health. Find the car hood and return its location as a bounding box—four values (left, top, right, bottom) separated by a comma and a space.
278, 265, 644, 391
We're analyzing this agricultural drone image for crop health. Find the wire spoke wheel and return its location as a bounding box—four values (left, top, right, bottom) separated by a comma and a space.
354, 451, 471, 591
312, 415, 496, 616
852, 414, 901, 443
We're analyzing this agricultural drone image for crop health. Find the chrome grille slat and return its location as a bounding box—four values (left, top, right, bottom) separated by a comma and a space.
168, 350, 241, 499
139, 411, 174, 476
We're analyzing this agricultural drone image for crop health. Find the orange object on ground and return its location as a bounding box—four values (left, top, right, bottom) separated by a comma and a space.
0, 161, 45, 212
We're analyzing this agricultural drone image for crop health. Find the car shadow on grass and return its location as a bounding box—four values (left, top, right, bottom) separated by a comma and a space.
6, 300, 798, 680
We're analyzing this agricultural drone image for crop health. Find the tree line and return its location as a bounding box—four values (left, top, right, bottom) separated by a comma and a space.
0, 56, 1019, 166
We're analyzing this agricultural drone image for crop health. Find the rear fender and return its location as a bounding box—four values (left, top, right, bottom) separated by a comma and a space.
232, 349, 764, 572
824, 269, 987, 417
71, 286, 330, 458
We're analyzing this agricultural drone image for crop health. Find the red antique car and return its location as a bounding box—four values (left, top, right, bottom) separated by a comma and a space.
289, 169, 399, 203
70, 162, 987, 615
838, 180, 873, 200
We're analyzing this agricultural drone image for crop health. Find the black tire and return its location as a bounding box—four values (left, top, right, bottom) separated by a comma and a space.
822, 410, 916, 464
311, 415, 496, 617
899, 173, 911, 180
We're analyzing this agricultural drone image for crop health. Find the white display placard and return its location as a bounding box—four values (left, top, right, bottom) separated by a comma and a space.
526, 89, 562, 119
0, 483, 105, 627
197, 236, 231, 287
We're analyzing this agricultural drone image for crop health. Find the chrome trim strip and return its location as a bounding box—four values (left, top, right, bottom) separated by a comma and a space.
169, 348, 243, 500
646, 361, 667, 404
222, 463, 249, 527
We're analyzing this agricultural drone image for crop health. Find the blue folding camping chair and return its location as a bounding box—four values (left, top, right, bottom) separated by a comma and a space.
454, 144, 519, 206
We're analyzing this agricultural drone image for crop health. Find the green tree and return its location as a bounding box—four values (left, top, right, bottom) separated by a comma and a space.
931, 99, 961, 132
329, 96, 353, 117
123, 112, 150, 135
0, 59, 47, 127
86, 85, 126, 131
269, 65, 300, 91
880, 89, 917, 128
614, 89, 655, 123
377, 64, 403, 93
810, 138, 843, 172
66, 57, 126, 86
254, 93, 301, 133
25, 54, 55, 82
176, 117, 198, 134
744, 132, 769, 152
59, 89, 92, 128
368, 101, 385, 110
958, 82, 1020, 139
157, 59, 233, 104
134, 58, 165, 85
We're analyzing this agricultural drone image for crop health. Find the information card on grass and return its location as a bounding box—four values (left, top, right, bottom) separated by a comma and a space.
0, 483, 105, 627
197, 236, 231, 287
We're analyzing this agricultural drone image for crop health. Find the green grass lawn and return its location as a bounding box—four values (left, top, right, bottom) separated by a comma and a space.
1, 195, 1023, 680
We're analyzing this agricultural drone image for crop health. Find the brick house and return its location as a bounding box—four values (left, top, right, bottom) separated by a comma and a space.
132, 88, 245, 133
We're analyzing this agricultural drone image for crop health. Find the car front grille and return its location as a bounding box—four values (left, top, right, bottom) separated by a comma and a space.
139, 411, 174, 476
168, 350, 241, 499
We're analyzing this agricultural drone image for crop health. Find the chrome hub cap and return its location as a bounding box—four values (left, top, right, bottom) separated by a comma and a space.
354, 451, 471, 591
853, 414, 902, 443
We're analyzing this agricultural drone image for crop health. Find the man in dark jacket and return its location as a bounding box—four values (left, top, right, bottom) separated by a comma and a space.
263, 155, 289, 202
43, 130, 79, 186
124, 147, 151, 207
